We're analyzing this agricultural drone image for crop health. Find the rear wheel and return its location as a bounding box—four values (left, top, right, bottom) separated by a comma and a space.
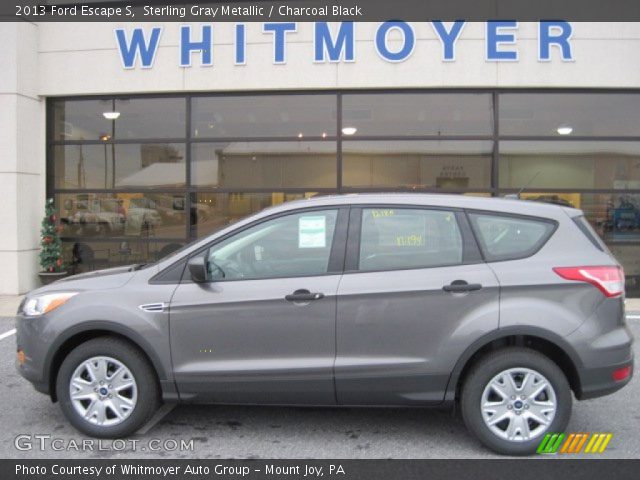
56, 337, 160, 438
461, 347, 572, 455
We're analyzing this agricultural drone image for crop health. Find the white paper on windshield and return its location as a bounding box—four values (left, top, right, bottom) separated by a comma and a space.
299, 215, 326, 248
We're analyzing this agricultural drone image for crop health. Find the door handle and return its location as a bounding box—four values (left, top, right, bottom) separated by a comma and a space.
285, 289, 325, 302
443, 281, 483, 293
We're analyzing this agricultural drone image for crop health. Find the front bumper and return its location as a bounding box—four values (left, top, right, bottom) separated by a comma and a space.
15, 313, 53, 397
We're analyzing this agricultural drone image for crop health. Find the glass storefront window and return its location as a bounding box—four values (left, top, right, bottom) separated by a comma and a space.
53, 143, 186, 189
342, 141, 493, 190
56, 193, 188, 239
499, 93, 640, 137
52, 99, 113, 142
62, 240, 186, 273
191, 141, 337, 189
114, 98, 186, 139
191, 95, 336, 138
193, 192, 318, 237
341, 93, 493, 137
53, 144, 114, 190
499, 141, 640, 190
52, 98, 186, 142
115, 144, 186, 188
48, 91, 640, 296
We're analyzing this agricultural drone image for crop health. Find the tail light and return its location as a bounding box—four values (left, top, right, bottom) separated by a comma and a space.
612, 365, 632, 382
553, 266, 625, 298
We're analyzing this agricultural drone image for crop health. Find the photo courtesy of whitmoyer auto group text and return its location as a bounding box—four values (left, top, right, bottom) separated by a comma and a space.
2, 0, 640, 478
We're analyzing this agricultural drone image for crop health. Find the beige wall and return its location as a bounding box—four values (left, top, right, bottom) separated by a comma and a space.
36, 22, 640, 96
0, 22, 45, 294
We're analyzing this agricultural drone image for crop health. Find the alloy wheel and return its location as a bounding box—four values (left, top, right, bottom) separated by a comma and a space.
480, 367, 557, 442
68, 356, 138, 427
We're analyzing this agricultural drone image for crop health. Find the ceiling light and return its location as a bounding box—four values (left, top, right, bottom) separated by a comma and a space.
103, 111, 121, 120
556, 125, 573, 135
297, 132, 304, 138
342, 126, 357, 136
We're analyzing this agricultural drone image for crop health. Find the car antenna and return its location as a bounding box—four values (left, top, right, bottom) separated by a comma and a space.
505, 172, 541, 200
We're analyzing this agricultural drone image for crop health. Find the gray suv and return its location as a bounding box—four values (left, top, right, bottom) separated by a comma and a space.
16, 194, 634, 455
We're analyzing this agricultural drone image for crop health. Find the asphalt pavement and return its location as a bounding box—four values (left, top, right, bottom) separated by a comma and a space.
0, 313, 638, 459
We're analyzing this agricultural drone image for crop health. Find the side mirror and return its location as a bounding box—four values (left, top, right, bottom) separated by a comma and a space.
187, 255, 207, 283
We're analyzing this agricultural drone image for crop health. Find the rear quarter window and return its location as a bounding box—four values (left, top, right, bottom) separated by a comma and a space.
468, 212, 556, 262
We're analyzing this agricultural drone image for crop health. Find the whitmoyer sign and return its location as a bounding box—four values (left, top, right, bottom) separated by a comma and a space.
115, 21, 574, 69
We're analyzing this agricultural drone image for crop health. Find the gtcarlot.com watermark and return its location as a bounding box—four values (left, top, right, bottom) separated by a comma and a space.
15, 434, 195, 452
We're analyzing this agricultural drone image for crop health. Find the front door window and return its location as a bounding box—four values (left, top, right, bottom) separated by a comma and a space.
205, 209, 339, 281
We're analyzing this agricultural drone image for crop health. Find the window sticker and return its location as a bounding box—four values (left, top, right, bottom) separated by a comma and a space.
394, 215, 427, 247
299, 215, 326, 248
371, 209, 395, 218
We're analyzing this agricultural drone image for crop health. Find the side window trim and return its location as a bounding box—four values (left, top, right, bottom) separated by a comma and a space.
572, 215, 605, 252
327, 207, 350, 273
180, 206, 349, 284
455, 211, 484, 264
344, 204, 479, 274
344, 207, 363, 272
465, 209, 558, 263
150, 257, 187, 285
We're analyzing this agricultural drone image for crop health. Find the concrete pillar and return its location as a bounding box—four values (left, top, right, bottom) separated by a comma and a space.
0, 22, 45, 294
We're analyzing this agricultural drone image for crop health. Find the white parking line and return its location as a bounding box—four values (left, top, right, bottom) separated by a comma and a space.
136, 403, 177, 436
627, 315, 640, 320
0, 329, 16, 341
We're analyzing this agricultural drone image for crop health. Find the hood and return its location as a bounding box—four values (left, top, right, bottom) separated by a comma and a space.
30, 265, 137, 295
57, 265, 135, 282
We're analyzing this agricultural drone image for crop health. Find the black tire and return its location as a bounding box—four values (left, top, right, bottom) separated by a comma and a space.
460, 347, 572, 455
56, 337, 160, 438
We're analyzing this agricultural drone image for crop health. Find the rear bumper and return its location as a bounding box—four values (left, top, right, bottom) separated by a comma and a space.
567, 298, 635, 400
577, 356, 634, 400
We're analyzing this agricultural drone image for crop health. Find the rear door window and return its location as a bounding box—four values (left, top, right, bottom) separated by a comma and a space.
358, 208, 463, 271
468, 212, 556, 261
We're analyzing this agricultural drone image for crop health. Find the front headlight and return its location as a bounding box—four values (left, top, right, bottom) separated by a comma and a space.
23, 292, 78, 316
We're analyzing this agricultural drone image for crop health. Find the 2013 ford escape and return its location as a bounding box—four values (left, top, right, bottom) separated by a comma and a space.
16, 194, 634, 455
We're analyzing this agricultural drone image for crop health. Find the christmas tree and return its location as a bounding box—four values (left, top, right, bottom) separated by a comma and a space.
39, 198, 65, 273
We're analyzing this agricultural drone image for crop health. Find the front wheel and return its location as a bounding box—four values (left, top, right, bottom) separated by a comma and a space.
461, 347, 572, 455
56, 337, 160, 438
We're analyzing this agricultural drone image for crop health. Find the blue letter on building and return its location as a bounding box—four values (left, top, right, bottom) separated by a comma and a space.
431, 21, 465, 61
314, 22, 355, 62
115, 27, 162, 69
375, 22, 415, 62
487, 21, 518, 61
539, 21, 573, 61
180, 25, 213, 67
235, 24, 246, 64
263, 23, 297, 64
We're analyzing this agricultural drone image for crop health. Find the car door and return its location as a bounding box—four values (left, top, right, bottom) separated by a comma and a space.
335, 206, 500, 405
169, 207, 348, 404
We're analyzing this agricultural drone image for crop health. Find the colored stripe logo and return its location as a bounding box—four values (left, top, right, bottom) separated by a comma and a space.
537, 433, 612, 454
